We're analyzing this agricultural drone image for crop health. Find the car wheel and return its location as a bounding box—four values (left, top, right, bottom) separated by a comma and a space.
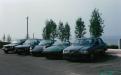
4, 51, 8, 54
100, 51, 105, 55
17, 52, 21, 55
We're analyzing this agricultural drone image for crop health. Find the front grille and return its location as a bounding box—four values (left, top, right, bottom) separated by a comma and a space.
70, 50, 76, 53
5, 46, 14, 49
16, 48, 30, 53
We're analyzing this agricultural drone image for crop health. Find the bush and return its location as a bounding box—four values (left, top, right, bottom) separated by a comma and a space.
107, 45, 118, 49
0, 41, 9, 48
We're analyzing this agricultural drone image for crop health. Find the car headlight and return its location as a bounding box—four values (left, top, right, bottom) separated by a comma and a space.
79, 50, 88, 54
30, 50, 32, 52
30, 47, 32, 52
63, 50, 69, 53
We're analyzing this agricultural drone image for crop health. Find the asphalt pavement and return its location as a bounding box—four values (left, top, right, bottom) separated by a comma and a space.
0, 49, 121, 75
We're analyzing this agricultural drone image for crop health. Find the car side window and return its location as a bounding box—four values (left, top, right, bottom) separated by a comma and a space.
98, 39, 104, 45
95, 40, 99, 45
63, 43, 70, 46
35, 40, 39, 45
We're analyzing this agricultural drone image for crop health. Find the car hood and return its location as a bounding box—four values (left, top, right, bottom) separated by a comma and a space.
64, 45, 91, 51
32, 45, 44, 52
4, 43, 18, 47
44, 45, 64, 52
15, 45, 30, 48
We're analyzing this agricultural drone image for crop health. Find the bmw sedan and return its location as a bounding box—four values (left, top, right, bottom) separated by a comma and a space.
2, 39, 26, 54
15, 39, 40, 55
63, 38, 107, 60
43, 40, 70, 59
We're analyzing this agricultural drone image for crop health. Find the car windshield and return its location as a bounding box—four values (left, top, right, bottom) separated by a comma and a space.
73, 38, 93, 46
23, 39, 36, 45
39, 40, 51, 46
52, 41, 63, 46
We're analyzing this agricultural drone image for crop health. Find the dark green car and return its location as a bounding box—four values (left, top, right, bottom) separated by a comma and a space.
63, 38, 107, 60
43, 41, 70, 59
30, 40, 54, 56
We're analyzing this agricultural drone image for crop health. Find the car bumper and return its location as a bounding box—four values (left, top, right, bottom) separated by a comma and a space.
16, 49, 30, 54
42, 51, 62, 58
31, 51, 43, 56
16, 49, 25, 53
2, 48, 14, 51
63, 53, 89, 60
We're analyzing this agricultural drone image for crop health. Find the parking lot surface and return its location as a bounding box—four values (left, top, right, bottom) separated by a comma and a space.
0, 49, 121, 75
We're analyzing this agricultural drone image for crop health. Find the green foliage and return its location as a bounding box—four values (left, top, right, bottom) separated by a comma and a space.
2, 34, 6, 42
7, 35, 12, 43
75, 18, 86, 38
89, 8, 104, 38
42, 28, 47, 39
42, 19, 57, 40
64, 23, 70, 41
107, 45, 118, 49
57, 22, 71, 42
58, 21, 65, 41
0, 41, 9, 48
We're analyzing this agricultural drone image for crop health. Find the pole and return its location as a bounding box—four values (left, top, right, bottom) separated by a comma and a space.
26, 16, 29, 39
118, 39, 121, 49
33, 33, 34, 39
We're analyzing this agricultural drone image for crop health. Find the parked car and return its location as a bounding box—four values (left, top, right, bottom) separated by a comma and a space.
2, 39, 26, 54
30, 39, 54, 56
15, 39, 40, 55
63, 38, 107, 60
43, 40, 70, 59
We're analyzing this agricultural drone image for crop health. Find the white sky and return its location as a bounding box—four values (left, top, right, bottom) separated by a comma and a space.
0, 0, 121, 40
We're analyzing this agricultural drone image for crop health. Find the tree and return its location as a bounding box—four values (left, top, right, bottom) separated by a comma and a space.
50, 20, 57, 41
89, 8, 104, 38
75, 18, 86, 38
42, 27, 47, 39
58, 21, 65, 41
2, 34, 6, 42
64, 23, 70, 41
7, 35, 12, 43
42, 19, 57, 40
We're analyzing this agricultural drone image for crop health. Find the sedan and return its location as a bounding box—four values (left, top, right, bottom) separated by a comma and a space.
2, 39, 26, 54
63, 38, 107, 60
43, 40, 70, 59
30, 40, 54, 56
15, 39, 40, 55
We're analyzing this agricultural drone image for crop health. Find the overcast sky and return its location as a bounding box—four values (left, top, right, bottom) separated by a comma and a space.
0, 0, 121, 40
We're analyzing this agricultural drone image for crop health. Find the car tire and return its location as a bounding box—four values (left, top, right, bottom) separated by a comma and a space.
4, 51, 8, 54
100, 51, 105, 55
17, 52, 22, 55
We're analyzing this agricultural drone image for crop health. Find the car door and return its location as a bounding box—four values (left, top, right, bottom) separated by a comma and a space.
95, 38, 105, 53
98, 38, 107, 52
93, 39, 102, 53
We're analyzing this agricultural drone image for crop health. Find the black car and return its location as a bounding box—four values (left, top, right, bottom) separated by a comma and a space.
15, 39, 40, 55
2, 39, 26, 54
43, 40, 70, 59
30, 40, 54, 56
63, 38, 107, 60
